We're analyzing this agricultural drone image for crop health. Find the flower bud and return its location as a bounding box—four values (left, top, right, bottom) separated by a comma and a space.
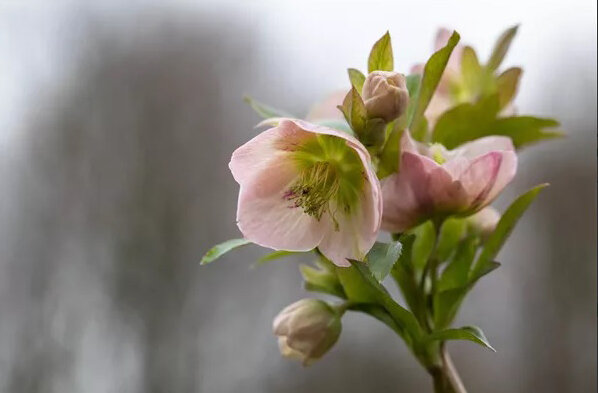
272, 299, 342, 366
467, 207, 501, 239
362, 71, 409, 122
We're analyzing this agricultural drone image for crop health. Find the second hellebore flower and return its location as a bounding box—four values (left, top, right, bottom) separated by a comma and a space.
273, 299, 342, 366
382, 131, 517, 232
229, 118, 382, 267
362, 71, 410, 122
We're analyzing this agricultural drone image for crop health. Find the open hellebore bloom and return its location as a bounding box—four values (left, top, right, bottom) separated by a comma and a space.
273, 299, 342, 366
229, 118, 382, 267
362, 71, 410, 122
381, 130, 517, 232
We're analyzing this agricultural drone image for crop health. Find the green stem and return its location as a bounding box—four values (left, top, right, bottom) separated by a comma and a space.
430, 345, 467, 393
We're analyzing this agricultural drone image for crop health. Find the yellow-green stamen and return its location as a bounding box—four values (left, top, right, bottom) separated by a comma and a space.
285, 134, 365, 227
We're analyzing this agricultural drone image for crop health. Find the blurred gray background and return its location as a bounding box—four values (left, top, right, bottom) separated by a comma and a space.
0, 1, 595, 392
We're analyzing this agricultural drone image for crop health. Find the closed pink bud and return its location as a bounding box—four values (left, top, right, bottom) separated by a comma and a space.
467, 206, 501, 239
362, 71, 409, 122
273, 299, 342, 366
381, 130, 517, 232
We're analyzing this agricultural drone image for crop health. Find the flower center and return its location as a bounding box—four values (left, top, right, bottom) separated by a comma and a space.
285, 134, 365, 227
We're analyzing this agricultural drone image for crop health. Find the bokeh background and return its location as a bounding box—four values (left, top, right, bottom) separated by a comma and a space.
0, 1, 595, 392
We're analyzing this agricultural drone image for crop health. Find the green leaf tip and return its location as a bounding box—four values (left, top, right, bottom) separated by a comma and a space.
409, 30, 461, 139
473, 183, 548, 275
243, 95, 293, 119
200, 238, 250, 265
347, 68, 366, 93
368, 31, 394, 73
426, 325, 496, 352
487, 24, 520, 71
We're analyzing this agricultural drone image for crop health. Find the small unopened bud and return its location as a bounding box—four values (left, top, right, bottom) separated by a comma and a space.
362, 71, 409, 122
273, 299, 342, 366
467, 207, 501, 239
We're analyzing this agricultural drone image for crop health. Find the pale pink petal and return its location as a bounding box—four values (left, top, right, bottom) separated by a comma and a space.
449, 136, 514, 160
381, 171, 421, 232
236, 161, 327, 251
229, 122, 310, 185
382, 151, 465, 232
318, 184, 377, 267
458, 152, 502, 208
484, 150, 517, 203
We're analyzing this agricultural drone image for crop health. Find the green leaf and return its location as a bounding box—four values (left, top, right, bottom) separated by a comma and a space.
367, 241, 403, 282
433, 286, 468, 329
376, 127, 402, 179
368, 31, 393, 73
426, 326, 495, 351
243, 95, 293, 119
410, 221, 437, 270
487, 25, 519, 71
409, 31, 461, 140
434, 261, 500, 329
432, 94, 500, 149
200, 238, 250, 265
335, 262, 380, 303
400, 74, 422, 129
391, 235, 427, 324
301, 264, 346, 298
348, 68, 366, 93
473, 184, 548, 276
252, 250, 299, 268
438, 236, 479, 291
436, 218, 467, 262
489, 116, 563, 149
460, 46, 483, 95
348, 260, 423, 342
349, 303, 403, 337
410, 116, 429, 143
496, 67, 522, 109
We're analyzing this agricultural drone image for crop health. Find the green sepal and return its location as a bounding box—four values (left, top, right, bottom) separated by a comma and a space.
368, 31, 393, 73
348, 68, 366, 93
200, 238, 250, 265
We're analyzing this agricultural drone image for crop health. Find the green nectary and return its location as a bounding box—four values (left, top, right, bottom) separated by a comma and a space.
286, 134, 365, 227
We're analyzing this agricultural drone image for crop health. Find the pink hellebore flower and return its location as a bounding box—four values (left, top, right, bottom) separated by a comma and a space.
229, 118, 382, 267
381, 130, 517, 233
